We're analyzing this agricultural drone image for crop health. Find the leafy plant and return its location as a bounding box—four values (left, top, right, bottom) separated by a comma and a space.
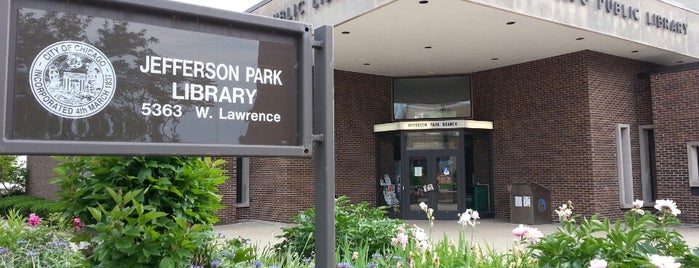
274, 196, 403, 259
191, 234, 255, 267
532, 200, 690, 267
51, 156, 227, 267
0, 209, 86, 267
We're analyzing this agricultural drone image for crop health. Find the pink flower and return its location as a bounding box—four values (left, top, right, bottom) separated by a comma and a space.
512, 224, 528, 237
27, 213, 41, 226
72, 217, 84, 230
512, 224, 544, 243
589, 258, 608, 268
391, 226, 409, 250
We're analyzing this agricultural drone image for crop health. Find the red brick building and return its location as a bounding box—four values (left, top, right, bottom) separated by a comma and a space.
26, 0, 699, 224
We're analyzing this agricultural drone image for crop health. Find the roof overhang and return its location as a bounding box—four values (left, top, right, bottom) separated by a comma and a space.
250, 0, 699, 77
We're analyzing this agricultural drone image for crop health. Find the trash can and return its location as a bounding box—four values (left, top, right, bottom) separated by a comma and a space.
510, 181, 551, 225
473, 184, 490, 212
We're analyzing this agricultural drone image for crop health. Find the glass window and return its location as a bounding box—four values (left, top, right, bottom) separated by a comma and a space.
406, 131, 460, 150
236, 157, 249, 206
617, 124, 633, 207
639, 126, 656, 205
394, 76, 471, 120
688, 142, 699, 187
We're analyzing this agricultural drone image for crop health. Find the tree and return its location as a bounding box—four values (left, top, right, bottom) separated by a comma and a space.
0, 155, 27, 196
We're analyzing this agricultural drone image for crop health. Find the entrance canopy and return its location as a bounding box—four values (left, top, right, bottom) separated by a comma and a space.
374, 119, 493, 133
250, 0, 699, 77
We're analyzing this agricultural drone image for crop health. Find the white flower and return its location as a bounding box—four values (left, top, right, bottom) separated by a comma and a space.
649, 254, 680, 268
555, 203, 573, 221
523, 227, 543, 243
418, 240, 430, 251
458, 209, 480, 227
632, 199, 644, 209
471, 211, 480, 221
589, 258, 607, 268
458, 212, 472, 226
654, 199, 681, 216
632, 208, 646, 216
419, 202, 428, 212
69, 241, 91, 252
414, 227, 427, 242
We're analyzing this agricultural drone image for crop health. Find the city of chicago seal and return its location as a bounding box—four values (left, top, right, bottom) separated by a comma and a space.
29, 41, 116, 119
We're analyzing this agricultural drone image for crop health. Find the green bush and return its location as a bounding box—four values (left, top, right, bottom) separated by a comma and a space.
274, 196, 402, 258
0, 195, 61, 216
532, 200, 698, 268
51, 156, 227, 268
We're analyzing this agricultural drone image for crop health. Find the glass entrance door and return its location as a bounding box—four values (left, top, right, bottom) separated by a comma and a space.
403, 153, 461, 219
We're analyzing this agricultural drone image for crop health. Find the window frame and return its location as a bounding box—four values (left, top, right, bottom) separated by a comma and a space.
639, 125, 656, 206
236, 157, 250, 207
617, 124, 634, 208
687, 142, 699, 187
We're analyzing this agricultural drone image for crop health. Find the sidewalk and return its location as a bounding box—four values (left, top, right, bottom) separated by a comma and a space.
215, 219, 699, 251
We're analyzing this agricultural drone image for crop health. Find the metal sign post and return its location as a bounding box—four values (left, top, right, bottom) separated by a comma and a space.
313, 25, 335, 268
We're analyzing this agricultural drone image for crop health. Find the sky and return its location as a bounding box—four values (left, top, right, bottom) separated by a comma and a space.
169, 0, 261, 12
666, 0, 699, 13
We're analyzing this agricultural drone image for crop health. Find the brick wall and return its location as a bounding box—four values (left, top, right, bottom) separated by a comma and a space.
26, 156, 60, 201
473, 50, 653, 221
473, 51, 592, 221
241, 70, 392, 222
651, 67, 699, 224
334, 70, 393, 203
216, 157, 238, 224
239, 157, 315, 222
586, 52, 654, 220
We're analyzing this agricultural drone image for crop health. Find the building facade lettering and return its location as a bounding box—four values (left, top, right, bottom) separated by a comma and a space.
559, 0, 689, 35
273, 0, 333, 21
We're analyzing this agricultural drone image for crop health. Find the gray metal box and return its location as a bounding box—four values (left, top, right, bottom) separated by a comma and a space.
510, 181, 551, 225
